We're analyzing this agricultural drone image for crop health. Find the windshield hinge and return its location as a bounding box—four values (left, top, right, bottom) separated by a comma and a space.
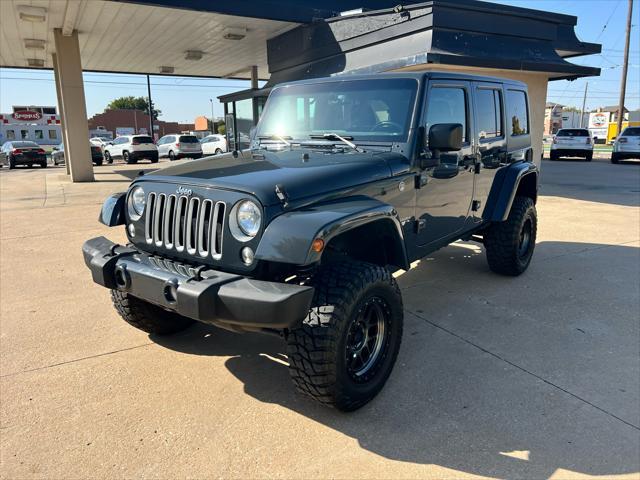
275, 184, 289, 207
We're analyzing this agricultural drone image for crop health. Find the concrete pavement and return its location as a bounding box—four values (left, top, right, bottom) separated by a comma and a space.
1, 157, 639, 479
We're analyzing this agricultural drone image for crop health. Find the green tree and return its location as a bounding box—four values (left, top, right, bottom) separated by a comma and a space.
217, 121, 226, 135
106, 96, 161, 120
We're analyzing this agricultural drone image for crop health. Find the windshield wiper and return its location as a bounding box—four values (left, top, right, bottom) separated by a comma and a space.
309, 133, 364, 153
257, 134, 292, 146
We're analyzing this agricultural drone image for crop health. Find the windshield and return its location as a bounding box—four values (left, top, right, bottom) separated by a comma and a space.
622, 127, 640, 137
11, 141, 39, 148
557, 129, 590, 137
256, 78, 418, 143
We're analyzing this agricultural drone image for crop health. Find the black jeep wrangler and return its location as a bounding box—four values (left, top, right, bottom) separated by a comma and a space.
83, 72, 538, 411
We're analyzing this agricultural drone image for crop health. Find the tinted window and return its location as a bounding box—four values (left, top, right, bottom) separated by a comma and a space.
507, 90, 529, 136
179, 135, 199, 143
48, 130, 57, 139
11, 141, 39, 148
134, 136, 154, 144
622, 127, 640, 137
426, 87, 468, 142
35, 130, 43, 139
557, 129, 589, 137
257, 79, 418, 142
21, 130, 29, 139
476, 88, 502, 139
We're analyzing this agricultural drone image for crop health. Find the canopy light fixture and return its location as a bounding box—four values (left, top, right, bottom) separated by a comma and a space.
24, 39, 46, 50
27, 58, 44, 67
184, 50, 204, 61
18, 6, 47, 22
223, 27, 247, 41
158, 66, 175, 74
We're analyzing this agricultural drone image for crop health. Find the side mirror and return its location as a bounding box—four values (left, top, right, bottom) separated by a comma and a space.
428, 123, 463, 152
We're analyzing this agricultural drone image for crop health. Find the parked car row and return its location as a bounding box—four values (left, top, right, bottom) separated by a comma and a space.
548, 127, 639, 163
2, 133, 231, 170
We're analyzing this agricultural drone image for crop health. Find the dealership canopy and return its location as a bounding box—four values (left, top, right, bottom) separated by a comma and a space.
0, 0, 601, 182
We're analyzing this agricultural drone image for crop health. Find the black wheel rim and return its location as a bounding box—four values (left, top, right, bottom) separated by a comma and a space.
518, 218, 532, 258
345, 296, 390, 380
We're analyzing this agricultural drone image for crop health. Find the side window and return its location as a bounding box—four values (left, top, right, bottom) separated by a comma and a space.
476, 88, 503, 140
507, 90, 529, 136
6, 130, 16, 140
426, 87, 468, 143
35, 130, 44, 139
21, 130, 29, 139
48, 130, 57, 140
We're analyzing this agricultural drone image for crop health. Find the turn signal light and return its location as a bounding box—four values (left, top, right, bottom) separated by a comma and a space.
312, 238, 325, 253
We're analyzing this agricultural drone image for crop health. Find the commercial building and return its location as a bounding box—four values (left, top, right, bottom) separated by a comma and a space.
87, 109, 194, 140
0, 106, 62, 146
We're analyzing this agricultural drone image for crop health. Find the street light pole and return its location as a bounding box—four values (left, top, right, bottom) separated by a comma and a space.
580, 82, 588, 128
616, 0, 633, 139
147, 75, 154, 138
209, 98, 215, 134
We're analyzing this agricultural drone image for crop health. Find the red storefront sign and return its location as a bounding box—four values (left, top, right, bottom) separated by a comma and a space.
12, 110, 42, 121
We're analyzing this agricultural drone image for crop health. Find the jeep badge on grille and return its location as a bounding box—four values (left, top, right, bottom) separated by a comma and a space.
176, 186, 192, 196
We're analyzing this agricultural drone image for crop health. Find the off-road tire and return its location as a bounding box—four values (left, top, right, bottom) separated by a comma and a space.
484, 196, 537, 276
286, 261, 403, 411
111, 290, 195, 335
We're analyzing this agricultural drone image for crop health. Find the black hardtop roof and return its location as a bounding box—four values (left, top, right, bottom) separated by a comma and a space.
278, 71, 527, 89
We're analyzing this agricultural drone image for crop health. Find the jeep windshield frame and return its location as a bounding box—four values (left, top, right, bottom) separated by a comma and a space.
256, 78, 419, 145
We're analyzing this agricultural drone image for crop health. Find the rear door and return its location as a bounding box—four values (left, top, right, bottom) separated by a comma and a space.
415, 80, 476, 247
471, 82, 508, 221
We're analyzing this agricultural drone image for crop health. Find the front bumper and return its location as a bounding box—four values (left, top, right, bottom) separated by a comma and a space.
82, 236, 314, 330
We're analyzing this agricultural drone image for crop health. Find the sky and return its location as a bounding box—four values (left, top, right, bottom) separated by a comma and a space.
0, 0, 638, 123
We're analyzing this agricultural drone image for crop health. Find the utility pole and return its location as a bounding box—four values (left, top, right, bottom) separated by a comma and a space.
580, 82, 588, 128
209, 98, 215, 134
147, 75, 154, 139
616, 0, 633, 139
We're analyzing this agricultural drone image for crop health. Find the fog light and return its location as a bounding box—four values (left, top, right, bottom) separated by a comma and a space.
241, 247, 254, 265
128, 224, 136, 237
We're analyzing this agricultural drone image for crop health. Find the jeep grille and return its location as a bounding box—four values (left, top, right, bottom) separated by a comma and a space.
144, 192, 226, 260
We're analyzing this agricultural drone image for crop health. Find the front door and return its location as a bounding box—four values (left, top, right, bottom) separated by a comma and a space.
416, 81, 476, 247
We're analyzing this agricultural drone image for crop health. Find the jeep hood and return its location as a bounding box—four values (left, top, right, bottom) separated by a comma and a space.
142, 149, 400, 206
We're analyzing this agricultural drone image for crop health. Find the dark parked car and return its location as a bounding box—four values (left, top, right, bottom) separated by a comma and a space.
51, 142, 104, 166
83, 72, 539, 411
0, 141, 47, 169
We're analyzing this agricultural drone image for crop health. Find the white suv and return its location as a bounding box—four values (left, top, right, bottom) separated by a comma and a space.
550, 128, 593, 161
200, 134, 227, 156
157, 134, 203, 160
103, 135, 158, 164
611, 127, 640, 163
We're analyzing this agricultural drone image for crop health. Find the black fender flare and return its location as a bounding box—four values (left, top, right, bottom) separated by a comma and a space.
255, 196, 410, 270
483, 162, 539, 222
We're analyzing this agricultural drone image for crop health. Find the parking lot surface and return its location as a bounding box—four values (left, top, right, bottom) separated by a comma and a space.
1, 157, 639, 479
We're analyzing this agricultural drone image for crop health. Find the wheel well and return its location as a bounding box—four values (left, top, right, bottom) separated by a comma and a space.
323, 219, 407, 271
516, 172, 538, 204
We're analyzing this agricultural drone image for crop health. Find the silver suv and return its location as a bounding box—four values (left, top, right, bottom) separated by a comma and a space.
157, 134, 203, 160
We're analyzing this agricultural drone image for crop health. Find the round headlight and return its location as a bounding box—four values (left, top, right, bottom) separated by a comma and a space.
128, 186, 145, 220
236, 200, 261, 237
